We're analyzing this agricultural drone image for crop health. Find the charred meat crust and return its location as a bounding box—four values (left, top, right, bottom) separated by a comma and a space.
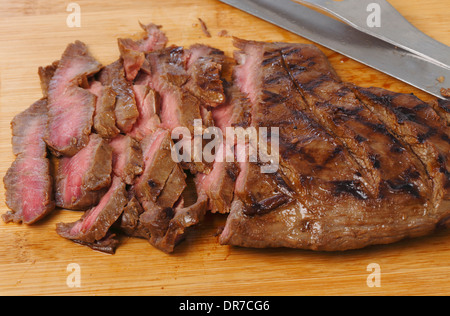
220, 38, 447, 252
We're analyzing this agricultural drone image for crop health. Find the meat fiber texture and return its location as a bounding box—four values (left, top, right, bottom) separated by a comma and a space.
3, 22, 450, 255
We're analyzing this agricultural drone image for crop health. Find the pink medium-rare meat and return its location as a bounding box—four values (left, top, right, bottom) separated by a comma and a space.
109, 134, 144, 185
97, 60, 139, 133
89, 81, 120, 139
118, 23, 168, 81
56, 176, 128, 253
45, 41, 102, 157
55, 134, 113, 210
3, 99, 55, 224
128, 85, 161, 141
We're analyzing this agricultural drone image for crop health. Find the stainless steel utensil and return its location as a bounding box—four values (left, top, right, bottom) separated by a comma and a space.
219, 0, 450, 99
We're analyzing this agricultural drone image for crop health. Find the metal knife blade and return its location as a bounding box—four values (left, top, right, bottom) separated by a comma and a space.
298, 0, 450, 71
218, 0, 450, 99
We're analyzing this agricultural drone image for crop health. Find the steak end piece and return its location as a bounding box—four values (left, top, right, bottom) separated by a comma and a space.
3, 99, 55, 224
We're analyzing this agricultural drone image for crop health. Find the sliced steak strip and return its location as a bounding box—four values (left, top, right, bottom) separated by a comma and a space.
89, 81, 120, 139
56, 177, 128, 254
146, 46, 202, 133
118, 23, 168, 81
134, 128, 178, 204
431, 99, 450, 126
220, 39, 439, 251
45, 41, 102, 157
109, 134, 143, 185
354, 87, 450, 203
3, 99, 55, 224
97, 60, 139, 133
146, 45, 228, 174
55, 134, 112, 210
185, 44, 227, 107
194, 87, 249, 214
38, 61, 59, 98
128, 85, 161, 141
277, 41, 432, 201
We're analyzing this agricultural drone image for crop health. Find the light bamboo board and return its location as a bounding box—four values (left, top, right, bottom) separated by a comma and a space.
1, 0, 450, 296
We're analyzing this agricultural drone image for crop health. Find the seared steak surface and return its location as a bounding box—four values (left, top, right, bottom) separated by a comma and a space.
219, 39, 450, 251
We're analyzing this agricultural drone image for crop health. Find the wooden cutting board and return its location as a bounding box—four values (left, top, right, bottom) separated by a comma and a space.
1, 0, 450, 296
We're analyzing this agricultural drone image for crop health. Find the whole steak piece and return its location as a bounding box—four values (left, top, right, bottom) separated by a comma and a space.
219, 39, 450, 251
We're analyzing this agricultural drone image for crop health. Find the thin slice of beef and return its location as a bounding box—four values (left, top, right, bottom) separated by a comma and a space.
97, 60, 139, 133
134, 128, 179, 204
128, 85, 161, 141
118, 23, 168, 81
194, 87, 249, 214
126, 126, 212, 253
89, 81, 120, 139
55, 134, 112, 210
38, 60, 59, 98
185, 44, 227, 107
146, 45, 226, 173
45, 41, 102, 157
146, 46, 203, 134
3, 99, 55, 224
220, 39, 448, 251
109, 134, 143, 185
354, 87, 450, 203
56, 177, 128, 254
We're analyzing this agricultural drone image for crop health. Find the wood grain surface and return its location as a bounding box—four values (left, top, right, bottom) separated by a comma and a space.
1, 0, 450, 296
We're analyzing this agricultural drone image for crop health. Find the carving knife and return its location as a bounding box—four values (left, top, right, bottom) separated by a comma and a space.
218, 0, 450, 99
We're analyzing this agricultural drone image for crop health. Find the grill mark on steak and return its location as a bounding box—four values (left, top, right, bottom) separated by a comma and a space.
279, 44, 430, 202
431, 99, 450, 126
3, 99, 55, 224
354, 86, 450, 202
185, 44, 227, 107
220, 39, 438, 251
45, 41, 102, 157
